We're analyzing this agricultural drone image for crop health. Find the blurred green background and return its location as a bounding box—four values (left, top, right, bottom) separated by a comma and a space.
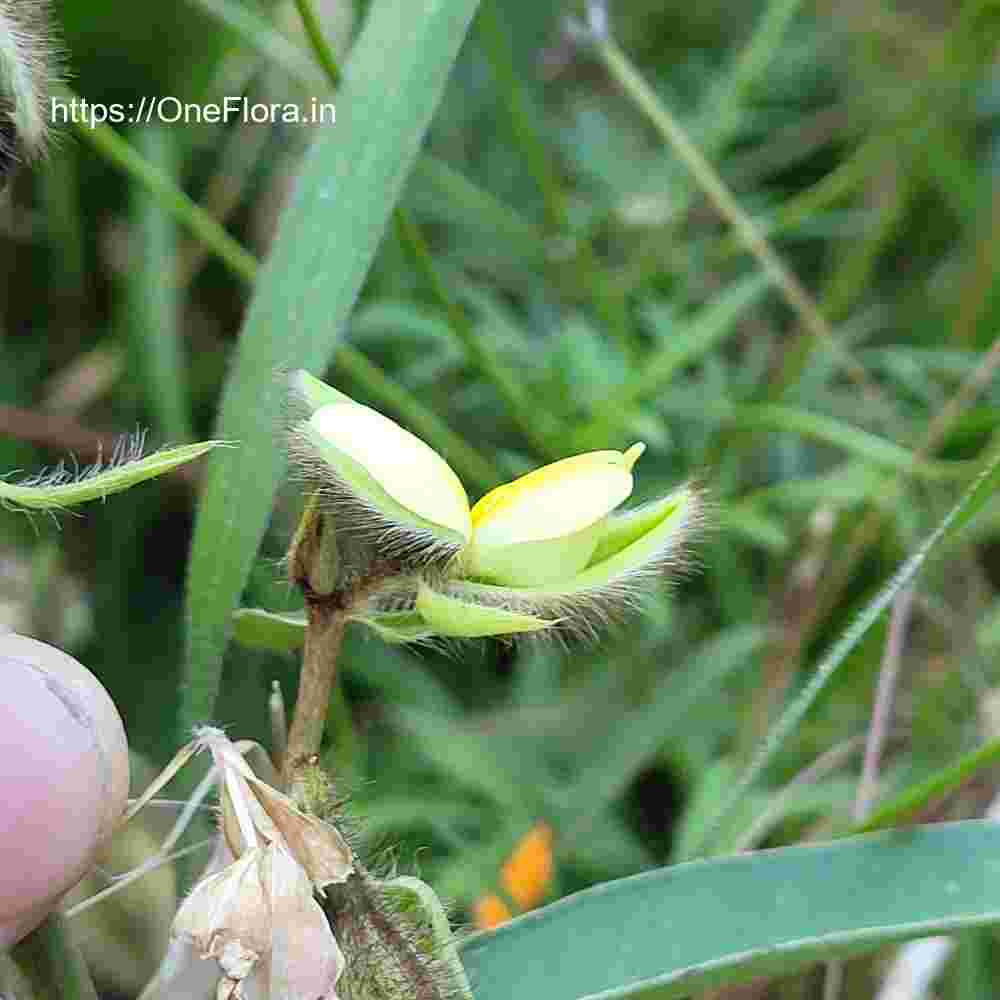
3, 0, 1000, 995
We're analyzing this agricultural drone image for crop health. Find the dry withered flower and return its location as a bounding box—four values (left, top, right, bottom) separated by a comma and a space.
170, 728, 352, 999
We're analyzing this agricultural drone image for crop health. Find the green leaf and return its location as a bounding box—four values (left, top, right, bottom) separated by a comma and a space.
0, 441, 220, 511
408, 155, 545, 265
232, 607, 307, 652
347, 648, 460, 717
719, 502, 789, 551
350, 609, 434, 644
460, 821, 1000, 999
188, 0, 327, 87
181, 0, 483, 732
417, 583, 554, 637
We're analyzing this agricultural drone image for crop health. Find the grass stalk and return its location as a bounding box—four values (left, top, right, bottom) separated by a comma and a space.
592, 32, 877, 396
292, 0, 559, 458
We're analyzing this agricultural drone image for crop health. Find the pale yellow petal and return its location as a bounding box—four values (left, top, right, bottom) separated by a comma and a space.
310, 403, 471, 538
470, 448, 641, 547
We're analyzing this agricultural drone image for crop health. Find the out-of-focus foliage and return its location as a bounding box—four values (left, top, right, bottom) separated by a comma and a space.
3, 0, 1000, 996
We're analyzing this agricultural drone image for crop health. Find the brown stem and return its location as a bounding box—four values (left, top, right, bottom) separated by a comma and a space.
853, 585, 916, 823
284, 500, 400, 784
283, 600, 346, 784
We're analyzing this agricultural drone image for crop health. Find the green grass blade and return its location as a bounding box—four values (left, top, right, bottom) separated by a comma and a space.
855, 736, 1000, 834
190, 0, 538, 280
460, 821, 1000, 999
0, 441, 220, 511
737, 404, 968, 482
697, 0, 806, 160
409, 156, 544, 261
127, 126, 192, 444
181, 0, 483, 733
688, 448, 1000, 856
186, 0, 327, 85
64, 88, 258, 285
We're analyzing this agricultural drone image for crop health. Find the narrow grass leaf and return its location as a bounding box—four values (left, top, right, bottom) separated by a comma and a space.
691, 448, 1000, 855
408, 156, 545, 263
127, 126, 192, 444
186, 0, 327, 86
855, 736, 1000, 835
181, 0, 483, 731
738, 404, 968, 481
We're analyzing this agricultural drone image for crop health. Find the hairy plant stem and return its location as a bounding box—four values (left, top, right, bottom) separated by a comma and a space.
284, 599, 347, 783
9, 913, 99, 1000
284, 507, 395, 783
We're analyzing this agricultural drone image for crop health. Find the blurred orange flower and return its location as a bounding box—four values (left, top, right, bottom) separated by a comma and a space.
474, 822, 554, 930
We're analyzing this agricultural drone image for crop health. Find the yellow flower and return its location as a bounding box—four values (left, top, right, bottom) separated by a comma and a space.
465, 445, 645, 585
289, 371, 703, 638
